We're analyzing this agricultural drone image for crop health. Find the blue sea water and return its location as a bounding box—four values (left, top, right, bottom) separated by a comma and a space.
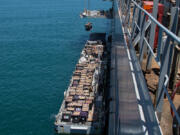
0, 0, 111, 134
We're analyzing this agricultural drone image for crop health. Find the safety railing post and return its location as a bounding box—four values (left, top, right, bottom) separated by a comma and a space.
146, 0, 159, 71
168, 7, 179, 90
156, 28, 163, 62
131, 7, 140, 40
127, 1, 133, 28
139, 14, 147, 65
121, 0, 126, 15
155, 41, 174, 120
137, 2, 142, 32
131, 5, 137, 34
124, 0, 131, 25
131, 4, 143, 47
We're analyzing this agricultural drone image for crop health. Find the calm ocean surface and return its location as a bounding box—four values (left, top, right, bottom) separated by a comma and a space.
0, 0, 111, 134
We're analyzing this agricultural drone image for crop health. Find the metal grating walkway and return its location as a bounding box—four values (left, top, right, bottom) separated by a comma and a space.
108, 0, 162, 134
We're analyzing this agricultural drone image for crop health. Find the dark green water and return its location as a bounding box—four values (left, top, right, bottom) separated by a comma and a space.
0, 0, 111, 134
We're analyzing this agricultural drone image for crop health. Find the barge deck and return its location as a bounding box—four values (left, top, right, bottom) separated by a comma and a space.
55, 33, 107, 135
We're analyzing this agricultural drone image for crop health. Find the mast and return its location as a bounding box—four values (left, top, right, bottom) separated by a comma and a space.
88, 0, 90, 10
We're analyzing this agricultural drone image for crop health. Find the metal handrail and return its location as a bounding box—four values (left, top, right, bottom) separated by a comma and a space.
118, 0, 180, 125
131, 0, 180, 44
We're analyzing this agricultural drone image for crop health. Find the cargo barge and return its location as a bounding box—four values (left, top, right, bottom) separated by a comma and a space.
55, 33, 107, 134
